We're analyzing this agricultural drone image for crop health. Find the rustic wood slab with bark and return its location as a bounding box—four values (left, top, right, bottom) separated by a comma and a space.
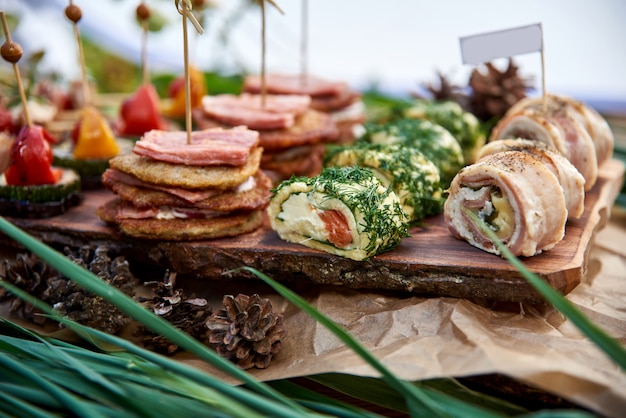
2, 159, 623, 303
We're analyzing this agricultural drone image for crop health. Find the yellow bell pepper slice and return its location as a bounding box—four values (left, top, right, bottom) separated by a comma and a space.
73, 105, 120, 159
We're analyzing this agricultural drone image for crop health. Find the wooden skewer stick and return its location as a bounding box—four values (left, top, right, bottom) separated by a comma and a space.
175, 0, 205, 145
0, 11, 31, 127
300, 0, 308, 88
139, 1, 150, 85
66, 1, 92, 107
258, 0, 285, 108
260, 0, 266, 108
540, 48, 547, 114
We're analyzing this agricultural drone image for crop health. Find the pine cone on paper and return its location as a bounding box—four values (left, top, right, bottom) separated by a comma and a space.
0, 246, 137, 334
468, 58, 533, 122
136, 271, 213, 355
0, 253, 60, 325
206, 293, 286, 370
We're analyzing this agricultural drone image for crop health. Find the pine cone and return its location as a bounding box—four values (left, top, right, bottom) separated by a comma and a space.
0, 246, 137, 334
55, 246, 137, 334
0, 253, 61, 324
417, 70, 469, 109
468, 58, 533, 122
136, 271, 213, 355
206, 294, 286, 370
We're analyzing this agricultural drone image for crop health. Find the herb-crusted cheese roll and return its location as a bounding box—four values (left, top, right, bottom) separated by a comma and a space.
444, 150, 568, 257
324, 143, 443, 223
268, 166, 409, 261
402, 99, 486, 164
356, 118, 464, 187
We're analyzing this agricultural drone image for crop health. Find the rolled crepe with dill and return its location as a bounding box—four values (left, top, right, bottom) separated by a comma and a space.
324, 143, 443, 222
444, 150, 567, 257
356, 118, 464, 187
268, 166, 409, 261
402, 99, 486, 164
477, 138, 585, 219
489, 106, 598, 191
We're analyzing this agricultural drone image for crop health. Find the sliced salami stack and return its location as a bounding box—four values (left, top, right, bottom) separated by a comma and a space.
193, 92, 338, 182
242, 73, 366, 144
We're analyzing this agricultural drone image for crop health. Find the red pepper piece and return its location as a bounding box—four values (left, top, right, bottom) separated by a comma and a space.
118, 83, 167, 137
5, 125, 60, 186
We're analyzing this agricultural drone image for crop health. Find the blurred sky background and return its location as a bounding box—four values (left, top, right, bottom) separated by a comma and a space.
2, 0, 626, 113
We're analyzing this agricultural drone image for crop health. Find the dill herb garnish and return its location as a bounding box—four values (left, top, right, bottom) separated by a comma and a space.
270, 166, 409, 260
325, 143, 444, 223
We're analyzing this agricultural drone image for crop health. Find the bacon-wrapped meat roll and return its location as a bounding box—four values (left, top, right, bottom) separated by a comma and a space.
489, 106, 598, 191
477, 139, 585, 219
507, 94, 614, 165
444, 150, 568, 257
268, 166, 409, 261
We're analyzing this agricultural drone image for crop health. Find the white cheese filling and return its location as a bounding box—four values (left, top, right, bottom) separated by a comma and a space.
235, 176, 256, 193
277, 192, 357, 248
278, 193, 330, 243
155, 207, 221, 220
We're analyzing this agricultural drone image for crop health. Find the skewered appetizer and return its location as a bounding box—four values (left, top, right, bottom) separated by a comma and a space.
243, 73, 365, 143
355, 118, 464, 187
0, 124, 81, 218
53, 105, 129, 188
51, 2, 128, 188
268, 166, 410, 261
98, 126, 271, 241
117, 82, 168, 137
324, 143, 443, 223
193, 92, 338, 182
402, 99, 486, 165
0, 20, 80, 217
116, 3, 169, 137
489, 93, 614, 191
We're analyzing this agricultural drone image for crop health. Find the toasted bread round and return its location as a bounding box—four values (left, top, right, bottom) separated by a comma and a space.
108, 147, 262, 190
105, 170, 272, 211
97, 198, 265, 241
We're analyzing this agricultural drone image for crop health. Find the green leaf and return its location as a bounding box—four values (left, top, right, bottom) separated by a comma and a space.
237, 266, 504, 418
0, 350, 108, 418
0, 280, 313, 418
0, 390, 58, 418
0, 216, 309, 416
466, 210, 626, 371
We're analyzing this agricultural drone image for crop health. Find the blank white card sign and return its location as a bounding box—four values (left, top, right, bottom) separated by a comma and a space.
460, 23, 543, 65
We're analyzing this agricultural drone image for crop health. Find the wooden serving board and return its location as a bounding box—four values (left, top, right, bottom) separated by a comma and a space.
2, 159, 624, 303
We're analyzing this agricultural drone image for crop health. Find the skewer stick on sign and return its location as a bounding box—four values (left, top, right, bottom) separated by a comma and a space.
460, 23, 546, 110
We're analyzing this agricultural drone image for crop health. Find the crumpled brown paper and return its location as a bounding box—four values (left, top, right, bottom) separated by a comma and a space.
177, 207, 626, 417
2, 210, 625, 417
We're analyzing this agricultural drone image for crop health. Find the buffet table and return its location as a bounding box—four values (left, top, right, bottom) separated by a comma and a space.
1, 190, 625, 416
1, 119, 625, 417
